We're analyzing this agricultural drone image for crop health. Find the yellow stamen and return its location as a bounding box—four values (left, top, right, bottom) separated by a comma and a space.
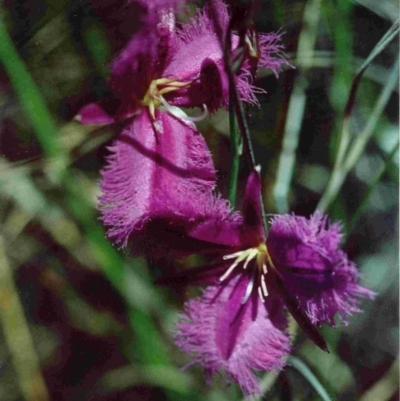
141, 78, 192, 119
221, 243, 274, 303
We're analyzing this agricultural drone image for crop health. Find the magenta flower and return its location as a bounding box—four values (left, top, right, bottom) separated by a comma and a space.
75, 0, 288, 251
166, 169, 374, 396
77, 0, 287, 124
99, 110, 232, 253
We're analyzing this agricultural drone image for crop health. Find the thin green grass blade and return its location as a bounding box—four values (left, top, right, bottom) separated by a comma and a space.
347, 141, 399, 234
318, 18, 399, 213
0, 18, 181, 384
288, 356, 333, 401
228, 88, 241, 207
318, 59, 399, 212
273, 0, 321, 213
327, 18, 399, 188
0, 19, 61, 160
84, 21, 111, 78
260, 51, 396, 88
357, 18, 399, 76
0, 238, 50, 401
273, 77, 306, 213
343, 60, 399, 174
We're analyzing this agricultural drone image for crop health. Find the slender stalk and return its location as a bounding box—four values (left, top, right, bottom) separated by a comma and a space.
0, 18, 182, 388
208, 2, 267, 234
343, 60, 399, 174
347, 141, 399, 235
227, 56, 257, 171
330, 18, 399, 175
228, 86, 241, 206
273, 0, 321, 213
356, 18, 399, 76
0, 20, 63, 163
288, 356, 332, 401
0, 238, 49, 401
207, 2, 257, 170
318, 19, 399, 213
318, 60, 399, 212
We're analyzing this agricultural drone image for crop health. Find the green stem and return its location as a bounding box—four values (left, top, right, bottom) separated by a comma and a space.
208, 1, 268, 231
288, 356, 332, 401
0, 238, 49, 401
273, 0, 321, 214
0, 20, 61, 160
318, 60, 399, 212
318, 18, 399, 213
347, 141, 399, 235
0, 17, 178, 381
228, 87, 241, 206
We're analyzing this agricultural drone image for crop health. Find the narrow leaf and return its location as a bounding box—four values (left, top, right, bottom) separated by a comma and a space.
288, 356, 333, 401
347, 141, 399, 234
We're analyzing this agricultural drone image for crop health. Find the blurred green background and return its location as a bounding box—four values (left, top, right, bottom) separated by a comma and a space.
0, 0, 398, 400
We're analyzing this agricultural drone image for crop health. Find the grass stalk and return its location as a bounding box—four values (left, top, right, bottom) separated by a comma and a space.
273, 0, 321, 213
0, 238, 49, 401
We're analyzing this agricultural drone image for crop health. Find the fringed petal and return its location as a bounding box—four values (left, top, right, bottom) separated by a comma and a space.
163, 0, 230, 111
99, 110, 232, 255
237, 31, 290, 105
267, 212, 375, 326
175, 274, 290, 396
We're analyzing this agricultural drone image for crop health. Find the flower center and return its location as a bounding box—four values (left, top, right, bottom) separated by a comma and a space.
220, 243, 275, 304
141, 78, 192, 119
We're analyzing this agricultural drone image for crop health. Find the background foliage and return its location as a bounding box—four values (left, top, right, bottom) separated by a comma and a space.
0, 0, 398, 400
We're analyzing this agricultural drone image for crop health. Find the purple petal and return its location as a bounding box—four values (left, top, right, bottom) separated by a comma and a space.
237, 32, 290, 105
75, 102, 116, 125
175, 274, 290, 396
185, 168, 267, 249
108, 2, 183, 116
271, 270, 329, 353
163, 0, 230, 111
267, 212, 375, 326
258, 32, 291, 76
241, 168, 266, 244
99, 110, 231, 254
186, 210, 243, 248
157, 261, 227, 287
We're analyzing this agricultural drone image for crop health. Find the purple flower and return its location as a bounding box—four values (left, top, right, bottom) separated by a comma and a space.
166, 169, 374, 395
76, 0, 287, 252
76, 0, 288, 124
175, 274, 291, 397
99, 110, 232, 253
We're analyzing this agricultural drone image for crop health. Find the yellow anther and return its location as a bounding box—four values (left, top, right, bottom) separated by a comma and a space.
141, 78, 192, 119
220, 243, 275, 303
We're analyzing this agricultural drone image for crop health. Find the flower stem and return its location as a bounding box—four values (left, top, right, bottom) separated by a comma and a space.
228, 87, 241, 206
224, 39, 268, 230
208, 3, 268, 233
